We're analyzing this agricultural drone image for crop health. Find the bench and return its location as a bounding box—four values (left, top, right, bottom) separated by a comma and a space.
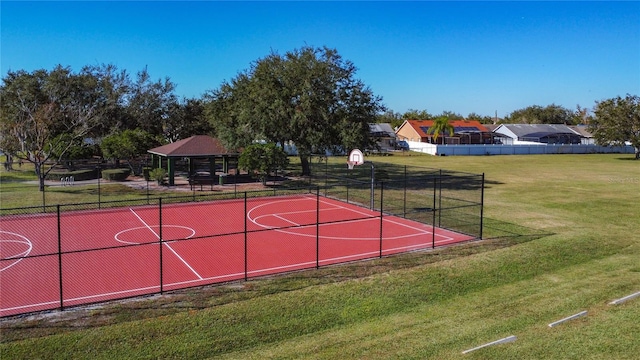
188, 176, 216, 191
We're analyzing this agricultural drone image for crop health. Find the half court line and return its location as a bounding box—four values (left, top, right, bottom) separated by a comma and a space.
129, 208, 203, 280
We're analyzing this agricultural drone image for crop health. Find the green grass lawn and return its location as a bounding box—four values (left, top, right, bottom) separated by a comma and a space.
1, 153, 639, 359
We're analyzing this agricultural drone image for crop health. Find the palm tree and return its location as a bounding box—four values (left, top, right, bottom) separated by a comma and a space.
427, 116, 455, 144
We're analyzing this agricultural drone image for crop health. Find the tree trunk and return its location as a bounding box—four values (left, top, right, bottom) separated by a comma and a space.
300, 155, 311, 176
35, 162, 45, 192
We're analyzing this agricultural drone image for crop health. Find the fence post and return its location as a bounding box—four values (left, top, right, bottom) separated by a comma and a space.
346, 174, 350, 204
57, 205, 64, 310
324, 158, 328, 197
403, 165, 407, 218
244, 192, 248, 280
432, 178, 437, 249
316, 186, 320, 269
479, 173, 485, 239
379, 182, 384, 258
159, 198, 163, 294
438, 170, 443, 227
97, 167, 101, 209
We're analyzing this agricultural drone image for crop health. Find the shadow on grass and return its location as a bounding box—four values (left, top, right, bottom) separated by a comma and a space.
481, 217, 555, 248
0, 217, 551, 343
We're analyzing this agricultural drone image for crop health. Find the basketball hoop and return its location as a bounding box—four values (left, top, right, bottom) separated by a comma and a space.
347, 149, 364, 169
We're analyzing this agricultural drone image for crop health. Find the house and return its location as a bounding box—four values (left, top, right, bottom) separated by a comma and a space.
395, 119, 498, 145
369, 123, 398, 151
493, 124, 583, 145
568, 125, 595, 145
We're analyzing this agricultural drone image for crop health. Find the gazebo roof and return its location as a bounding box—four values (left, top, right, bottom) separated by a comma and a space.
148, 135, 237, 157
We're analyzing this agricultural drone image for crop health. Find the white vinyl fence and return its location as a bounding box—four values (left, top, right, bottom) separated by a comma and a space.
406, 141, 635, 156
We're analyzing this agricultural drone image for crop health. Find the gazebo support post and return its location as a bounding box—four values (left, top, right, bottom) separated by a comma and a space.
222, 156, 229, 173
168, 157, 175, 186
209, 157, 216, 180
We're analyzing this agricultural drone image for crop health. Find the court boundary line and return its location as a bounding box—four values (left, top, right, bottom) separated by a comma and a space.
0, 232, 462, 315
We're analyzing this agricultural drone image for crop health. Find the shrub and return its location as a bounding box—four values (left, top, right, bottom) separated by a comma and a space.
149, 168, 167, 185
101, 168, 131, 181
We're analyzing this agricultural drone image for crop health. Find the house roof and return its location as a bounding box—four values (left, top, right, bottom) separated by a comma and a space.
400, 120, 489, 137
369, 123, 396, 138
496, 124, 578, 138
148, 135, 237, 157
569, 125, 593, 138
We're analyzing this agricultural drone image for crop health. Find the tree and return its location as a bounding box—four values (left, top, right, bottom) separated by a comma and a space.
126, 67, 177, 135
467, 112, 494, 124
0, 66, 104, 190
46, 134, 101, 170
101, 129, 160, 171
506, 104, 576, 124
427, 116, 455, 144
81, 63, 132, 137
206, 46, 385, 175
163, 98, 212, 143
376, 110, 403, 130
238, 143, 289, 185
435, 111, 464, 120
573, 104, 594, 125
589, 94, 640, 159
402, 109, 433, 120
204, 75, 256, 151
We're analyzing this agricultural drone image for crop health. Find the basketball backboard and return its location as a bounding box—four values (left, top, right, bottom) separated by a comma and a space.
348, 149, 364, 167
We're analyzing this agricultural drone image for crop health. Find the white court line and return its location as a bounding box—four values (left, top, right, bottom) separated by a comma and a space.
0, 231, 33, 272
129, 208, 160, 238
273, 214, 300, 226
318, 198, 456, 241
247, 197, 458, 242
2, 232, 462, 315
129, 208, 203, 280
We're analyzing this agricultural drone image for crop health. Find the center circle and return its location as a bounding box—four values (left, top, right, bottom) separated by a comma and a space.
115, 225, 196, 244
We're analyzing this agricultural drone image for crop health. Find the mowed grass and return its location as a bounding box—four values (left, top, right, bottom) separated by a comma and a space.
1, 153, 639, 359
0, 161, 165, 209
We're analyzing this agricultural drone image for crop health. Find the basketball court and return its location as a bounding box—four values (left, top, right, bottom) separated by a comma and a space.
0, 192, 474, 317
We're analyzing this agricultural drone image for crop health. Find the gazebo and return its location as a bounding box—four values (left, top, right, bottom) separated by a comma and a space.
147, 135, 239, 186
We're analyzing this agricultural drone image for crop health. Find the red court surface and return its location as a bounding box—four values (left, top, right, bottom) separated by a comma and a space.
0, 194, 474, 317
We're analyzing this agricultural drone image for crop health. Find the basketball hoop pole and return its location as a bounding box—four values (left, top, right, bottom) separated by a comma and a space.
348, 149, 374, 209
366, 161, 374, 210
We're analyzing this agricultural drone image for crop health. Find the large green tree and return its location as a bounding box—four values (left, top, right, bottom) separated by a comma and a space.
163, 98, 212, 143
127, 67, 178, 135
204, 75, 256, 151
589, 94, 640, 159
402, 109, 433, 120
238, 143, 289, 185
101, 129, 160, 171
206, 46, 385, 175
506, 104, 577, 124
0, 66, 106, 190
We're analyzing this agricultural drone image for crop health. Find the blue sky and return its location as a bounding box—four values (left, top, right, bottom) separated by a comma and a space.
2, 1, 639, 118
